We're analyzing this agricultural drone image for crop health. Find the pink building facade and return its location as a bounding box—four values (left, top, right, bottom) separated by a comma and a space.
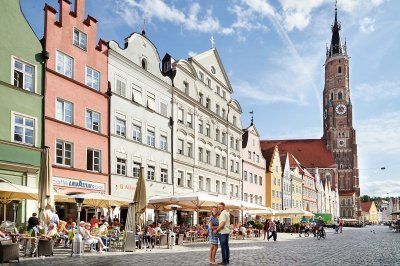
242, 123, 266, 206
44, 0, 109, 196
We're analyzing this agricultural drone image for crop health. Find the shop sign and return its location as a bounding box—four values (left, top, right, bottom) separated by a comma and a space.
53, 176, 105, 191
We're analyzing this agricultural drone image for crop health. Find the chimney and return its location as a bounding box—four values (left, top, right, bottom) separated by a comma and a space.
74, 0, 85, 19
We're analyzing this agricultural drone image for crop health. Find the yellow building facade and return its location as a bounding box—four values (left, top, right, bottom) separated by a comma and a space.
263, 146, 283, 210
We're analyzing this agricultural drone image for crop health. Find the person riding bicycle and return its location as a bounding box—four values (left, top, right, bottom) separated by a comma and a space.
316, 217, 325, 237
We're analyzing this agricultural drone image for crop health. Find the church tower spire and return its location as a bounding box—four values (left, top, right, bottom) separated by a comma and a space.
327, 2, 346, 58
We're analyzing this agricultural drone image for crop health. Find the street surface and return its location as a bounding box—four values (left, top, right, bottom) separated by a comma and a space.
16, 226, 400, 265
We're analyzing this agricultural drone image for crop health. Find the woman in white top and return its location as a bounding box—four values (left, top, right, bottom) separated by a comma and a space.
83, 223, 109, 252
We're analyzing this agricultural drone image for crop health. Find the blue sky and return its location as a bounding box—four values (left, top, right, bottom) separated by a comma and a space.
21, 0, 400, 197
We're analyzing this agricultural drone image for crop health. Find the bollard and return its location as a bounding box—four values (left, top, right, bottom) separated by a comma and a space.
72, 227, 83, 257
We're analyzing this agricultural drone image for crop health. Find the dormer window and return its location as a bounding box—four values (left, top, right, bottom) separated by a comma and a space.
141, 58, 147, 70
73, 28, 87, 51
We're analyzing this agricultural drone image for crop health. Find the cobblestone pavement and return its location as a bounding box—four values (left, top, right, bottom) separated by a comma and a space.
14, 226, 400, 266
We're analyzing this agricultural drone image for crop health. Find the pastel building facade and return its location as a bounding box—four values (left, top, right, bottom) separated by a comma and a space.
263, 145, 283, 210
0, 0, 44, 222
108, 32, 172, 223
43, 0, 109, 218
242, 123, 266, 206
170, 48, 243, 224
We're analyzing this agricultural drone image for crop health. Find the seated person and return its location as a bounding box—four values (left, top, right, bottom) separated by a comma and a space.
98, 222, 109, 236
43, 223, 60, 240
82, 223, 109, 252
155, 223, 164, 235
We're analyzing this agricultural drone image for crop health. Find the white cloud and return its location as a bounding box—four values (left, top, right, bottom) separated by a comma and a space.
359, 17, 376, 33
361, 178, 400, 197
338, 0, 387, 13
188, 51, 197, 57
353, 81, 400, 102
114, 0, 230, 34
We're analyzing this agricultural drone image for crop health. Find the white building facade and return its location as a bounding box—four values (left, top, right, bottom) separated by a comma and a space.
108, 33, 173, 223
171, 48, 243, 224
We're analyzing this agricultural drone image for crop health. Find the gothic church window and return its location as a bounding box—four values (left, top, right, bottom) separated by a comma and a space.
338, 66, 342, 74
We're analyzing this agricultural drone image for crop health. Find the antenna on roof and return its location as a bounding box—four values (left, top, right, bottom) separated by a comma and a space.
250, 110, 254, 126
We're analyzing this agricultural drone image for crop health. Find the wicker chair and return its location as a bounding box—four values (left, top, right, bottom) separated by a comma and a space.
0, 240, 19, 263
38, 239, 54, 256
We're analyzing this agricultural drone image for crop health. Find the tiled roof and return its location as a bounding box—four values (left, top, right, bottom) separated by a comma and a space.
242, 130, 249, 149
261, 139, 336, 168
361, 201, 374, 212
261, 145, 277, 169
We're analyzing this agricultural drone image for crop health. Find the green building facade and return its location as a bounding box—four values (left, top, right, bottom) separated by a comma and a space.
0, 0, 44, 223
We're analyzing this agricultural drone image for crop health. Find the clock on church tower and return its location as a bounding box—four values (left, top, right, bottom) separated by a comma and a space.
322, 5, 360, 204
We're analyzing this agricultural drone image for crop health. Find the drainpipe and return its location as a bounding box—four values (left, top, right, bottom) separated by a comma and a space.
107, 82, 112, 195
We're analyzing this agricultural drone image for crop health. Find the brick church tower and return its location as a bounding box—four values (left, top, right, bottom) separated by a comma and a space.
322, 5, 360, 207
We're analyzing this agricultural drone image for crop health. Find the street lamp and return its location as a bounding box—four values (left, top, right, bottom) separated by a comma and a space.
72, 197, 84, 257
74, 197, 84, 224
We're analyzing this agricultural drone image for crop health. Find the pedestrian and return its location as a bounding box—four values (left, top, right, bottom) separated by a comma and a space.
263, 219, 270, 240
208, 206, 219, 265
214, 202, 230, 265
50, 208, 60, 226
267, 220, 277, 241
339, 219, 344, 233
27, 212, 40, 256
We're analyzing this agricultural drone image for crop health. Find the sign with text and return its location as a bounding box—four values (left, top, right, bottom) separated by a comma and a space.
53, 176, 105, 191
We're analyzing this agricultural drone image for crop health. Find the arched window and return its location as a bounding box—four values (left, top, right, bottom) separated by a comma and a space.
338, 91, 343, 100
330, 93, 334, 100
141, 58, 147, 70
338, 66, 342, 74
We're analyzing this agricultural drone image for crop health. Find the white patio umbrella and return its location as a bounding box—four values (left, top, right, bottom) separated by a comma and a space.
275, 208, 315, 218
0, 180, 38, 222
246, 207, 276, 217
68, 192, 130, 209
237, 201, 268, 211
38, 146, 54, 213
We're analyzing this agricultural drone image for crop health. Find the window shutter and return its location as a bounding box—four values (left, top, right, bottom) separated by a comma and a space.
132, 88, 142, 104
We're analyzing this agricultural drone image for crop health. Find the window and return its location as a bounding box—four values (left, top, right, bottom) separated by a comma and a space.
216, 86, 220, 95
132, 124, 141, 142
147, 165, 155, 181
56, 99, 73, 124
338, 66, 342, 74
147, 128, 155, 147
215, 129, 220, 142
248, 151, 251, 159
199, 93, 204, 105
177, 108, 184, 123
183, 82, 189, 94
56, 51, 73, 78
253, 152, 256, 161
115, 118, 126, 137
222, 91, 226, 99
259, 176, 262, 186
199, 176, 204, 191
216, 180, 220, 193
257, 155, 260, 163
233, 116, 237, 126
230, 137, 234, 149
198, 71, 204, 81
221, 132, 226, 144
254, 174, 258, 184
12, 58, 35, 92
160, 102, 168, 116
216, 104, 220, 116
222, 108, 226, 118
198, 120, 203, 133
116, 158, 126, 175
147, 93, 156, 111
187, 142, 193, 157
160, 135, 167, 151
235, 162, 239, 173
206, 124, 210, 137
161, 168, 168, 183
235, 185, 239, 197
250, 173, 253, 183
206, 178, 211, 192
215, 154, 220, 167
177, 171, 184, 187
206, 78, 211, 87
244, 193, 248, 202
87, 148, 101, 172
141, 58, 147, 70
132, 87, 142, 104
230, 160, 234, 172
235, 139, 239, 150
206, 150, 211, 163
12, 114, 35, 146
250, 194, 253, 203
222, 182, 226, 195
187, 113, 193, 128
178, 139, 184, 155
211, 66, 216, 74
133, 162, 141, 178
86, 66, 100, 90
198, 147, 203, 162
254, 196, 258, 204
56, 140, 73, 166
205, 98, 210, 109
116, 78, 126, 97
221, 156, 226, 169
86, 109, 100, 132
244, 171, 247, 181
187, 173, 192, 188
73, 28, 87, 50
